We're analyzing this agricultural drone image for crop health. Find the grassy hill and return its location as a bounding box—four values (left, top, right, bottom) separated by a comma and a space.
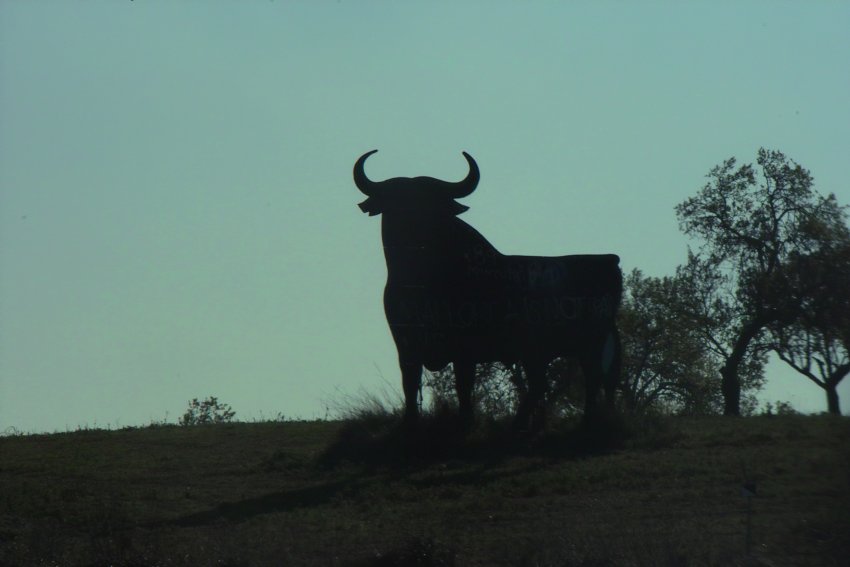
1, 415, 848, 566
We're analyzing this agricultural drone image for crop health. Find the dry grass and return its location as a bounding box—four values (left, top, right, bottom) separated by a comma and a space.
1, 415, 848, 566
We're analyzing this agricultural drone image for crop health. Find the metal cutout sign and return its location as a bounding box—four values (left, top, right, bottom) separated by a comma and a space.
355, 150, 622, 430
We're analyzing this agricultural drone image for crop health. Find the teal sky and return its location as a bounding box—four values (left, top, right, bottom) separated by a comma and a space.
2, 2, 849, 432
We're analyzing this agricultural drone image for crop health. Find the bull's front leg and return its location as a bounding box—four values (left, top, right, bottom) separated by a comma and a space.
400, 361, 423, 427
454, 360, 476, 430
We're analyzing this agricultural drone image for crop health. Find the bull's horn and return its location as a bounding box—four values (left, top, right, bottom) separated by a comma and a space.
446, 152, 479, 198
353, 149, 380, 196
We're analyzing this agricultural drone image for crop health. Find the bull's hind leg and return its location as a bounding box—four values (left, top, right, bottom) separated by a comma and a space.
400, 361, 423, 427
514, 359, 548, 433
454, 361, 476, 430
579, 345, 603, 420
602, 328, 621, 410
580, 330, 620, 421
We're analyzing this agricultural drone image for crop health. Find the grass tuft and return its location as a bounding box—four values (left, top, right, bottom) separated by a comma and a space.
318, 403, 670, 468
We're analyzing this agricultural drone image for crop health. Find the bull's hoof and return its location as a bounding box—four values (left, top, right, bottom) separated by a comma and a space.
511, 415, 532, 435
402, 411, 419, 432
458, 412, 475, 433
530, 413, 547, 434
582, 405, 618, 427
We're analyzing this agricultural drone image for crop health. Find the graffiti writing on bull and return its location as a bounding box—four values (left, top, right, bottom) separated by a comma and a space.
387, 295, 615, 329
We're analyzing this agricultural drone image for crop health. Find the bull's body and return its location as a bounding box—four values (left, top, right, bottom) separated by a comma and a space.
356, 150, 621, 429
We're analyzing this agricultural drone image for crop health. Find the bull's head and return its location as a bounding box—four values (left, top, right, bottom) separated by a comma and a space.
354, 150, 479, 216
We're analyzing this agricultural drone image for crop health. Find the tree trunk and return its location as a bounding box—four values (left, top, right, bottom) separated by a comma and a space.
720, 365, 741, 416
720, 320, 764, 416
825, 385, 840, 415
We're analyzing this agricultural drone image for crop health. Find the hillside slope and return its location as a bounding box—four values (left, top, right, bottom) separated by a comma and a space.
1, 416, 848, 566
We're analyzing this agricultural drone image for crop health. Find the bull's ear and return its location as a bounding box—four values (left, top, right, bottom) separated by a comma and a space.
358, 197, 383, 216
447, 201, 470, 216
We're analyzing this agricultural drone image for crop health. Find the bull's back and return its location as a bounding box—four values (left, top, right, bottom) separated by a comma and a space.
384, 253, 620, 359
504, 253, 621, 297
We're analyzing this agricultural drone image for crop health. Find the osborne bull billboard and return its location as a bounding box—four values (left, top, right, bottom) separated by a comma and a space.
355, 150, 622, 430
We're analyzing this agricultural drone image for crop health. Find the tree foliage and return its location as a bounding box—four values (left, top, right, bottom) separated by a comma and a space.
424, 362, 521, 420
179, 397, 236, 426
618, 269, 721, 414
768, 238, 850, 414
674, 252, 767, 413
675, 148, 846, 415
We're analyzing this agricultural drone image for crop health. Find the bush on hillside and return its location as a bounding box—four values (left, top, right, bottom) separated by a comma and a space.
179, 396, 236, 426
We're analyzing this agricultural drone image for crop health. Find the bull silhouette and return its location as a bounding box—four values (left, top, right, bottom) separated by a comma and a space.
355, 150, 622, 430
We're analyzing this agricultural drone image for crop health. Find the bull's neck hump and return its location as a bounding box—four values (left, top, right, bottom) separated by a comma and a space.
380, 214, 501, 282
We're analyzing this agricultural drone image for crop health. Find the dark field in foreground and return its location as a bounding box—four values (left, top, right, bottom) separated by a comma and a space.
1, 415, 848, 566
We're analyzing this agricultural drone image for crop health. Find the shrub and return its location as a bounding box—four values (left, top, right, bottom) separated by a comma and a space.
179, 396, 236, 426
761, 400, 800, 416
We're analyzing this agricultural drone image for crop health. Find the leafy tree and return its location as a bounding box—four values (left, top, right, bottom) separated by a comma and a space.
619, 269, 721, 414
674, 252, 767, 415
761, 400, 800, 416
675, 148, 845, 415
768, 239, 850, 414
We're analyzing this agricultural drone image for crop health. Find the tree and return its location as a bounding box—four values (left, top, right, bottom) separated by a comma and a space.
618, 269, 721, 414
768, 239, 850, 414
675, 148, 845, 415
674, 252, 767, 415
